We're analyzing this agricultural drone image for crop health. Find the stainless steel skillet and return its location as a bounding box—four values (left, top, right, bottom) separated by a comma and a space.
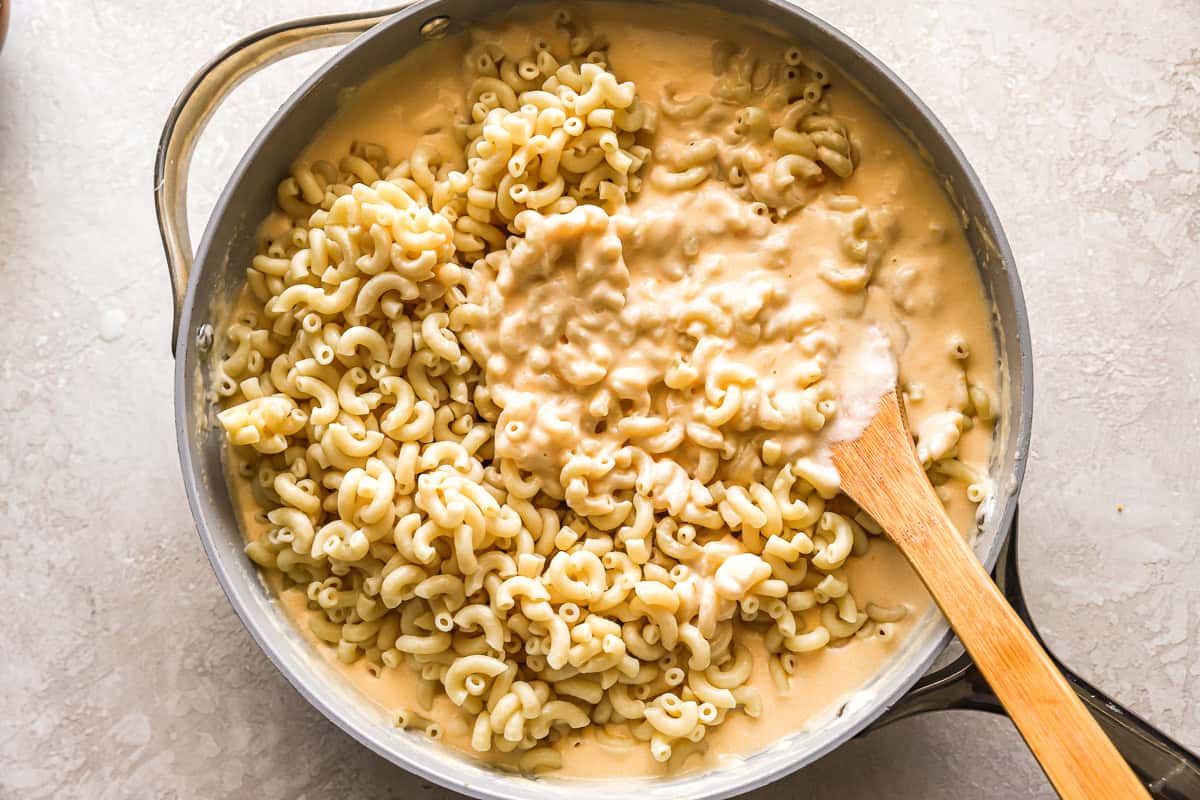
154, 1, 1200, 796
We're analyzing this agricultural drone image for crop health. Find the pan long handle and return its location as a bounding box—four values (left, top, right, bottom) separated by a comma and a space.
153, 4, 416, 354
875, 654, 1200, 798
876, 650, 1200, 798
869, 511, 1200, 798
1053, 660, 1200, 798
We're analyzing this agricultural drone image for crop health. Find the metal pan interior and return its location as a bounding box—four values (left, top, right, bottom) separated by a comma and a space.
173, 1, 1032, 797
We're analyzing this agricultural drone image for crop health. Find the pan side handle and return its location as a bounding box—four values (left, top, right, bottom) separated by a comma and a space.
869, 510, 1200, 799
153, 5, 414, 354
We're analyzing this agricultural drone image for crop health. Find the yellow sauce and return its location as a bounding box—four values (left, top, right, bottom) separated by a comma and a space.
228, 1, 999, 779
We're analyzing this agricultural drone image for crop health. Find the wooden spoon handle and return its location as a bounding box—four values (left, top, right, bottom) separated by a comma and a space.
833, 391, 1148, 799
904, 512, 1148, 799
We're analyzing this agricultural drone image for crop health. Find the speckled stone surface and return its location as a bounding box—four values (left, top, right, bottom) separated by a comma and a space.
1, 1, 1197, 797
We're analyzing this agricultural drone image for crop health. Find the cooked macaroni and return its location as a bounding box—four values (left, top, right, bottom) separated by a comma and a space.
214, 4, 999, 776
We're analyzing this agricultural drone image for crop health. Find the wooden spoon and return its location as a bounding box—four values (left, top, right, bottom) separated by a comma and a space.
831, 389, 1148, 800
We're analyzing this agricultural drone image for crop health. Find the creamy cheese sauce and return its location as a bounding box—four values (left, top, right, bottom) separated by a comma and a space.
253, 529, 932, 777
228, 2, 998, 779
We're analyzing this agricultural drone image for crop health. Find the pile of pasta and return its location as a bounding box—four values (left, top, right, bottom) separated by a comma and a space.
215, 15, 989, 772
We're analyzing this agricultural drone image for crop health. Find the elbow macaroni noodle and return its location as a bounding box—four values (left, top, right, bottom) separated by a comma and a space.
217, 11, 996, 770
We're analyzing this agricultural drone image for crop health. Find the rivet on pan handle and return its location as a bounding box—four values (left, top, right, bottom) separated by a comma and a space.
868, 510, 1200, 799
152, 4, 418, 355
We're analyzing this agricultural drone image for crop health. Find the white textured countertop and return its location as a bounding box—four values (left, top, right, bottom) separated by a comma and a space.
1, 1, 1197, 797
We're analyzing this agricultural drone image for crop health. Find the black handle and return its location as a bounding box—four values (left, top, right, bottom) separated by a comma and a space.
1053, 659, 1200, 798
870, 510, 1200, 798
